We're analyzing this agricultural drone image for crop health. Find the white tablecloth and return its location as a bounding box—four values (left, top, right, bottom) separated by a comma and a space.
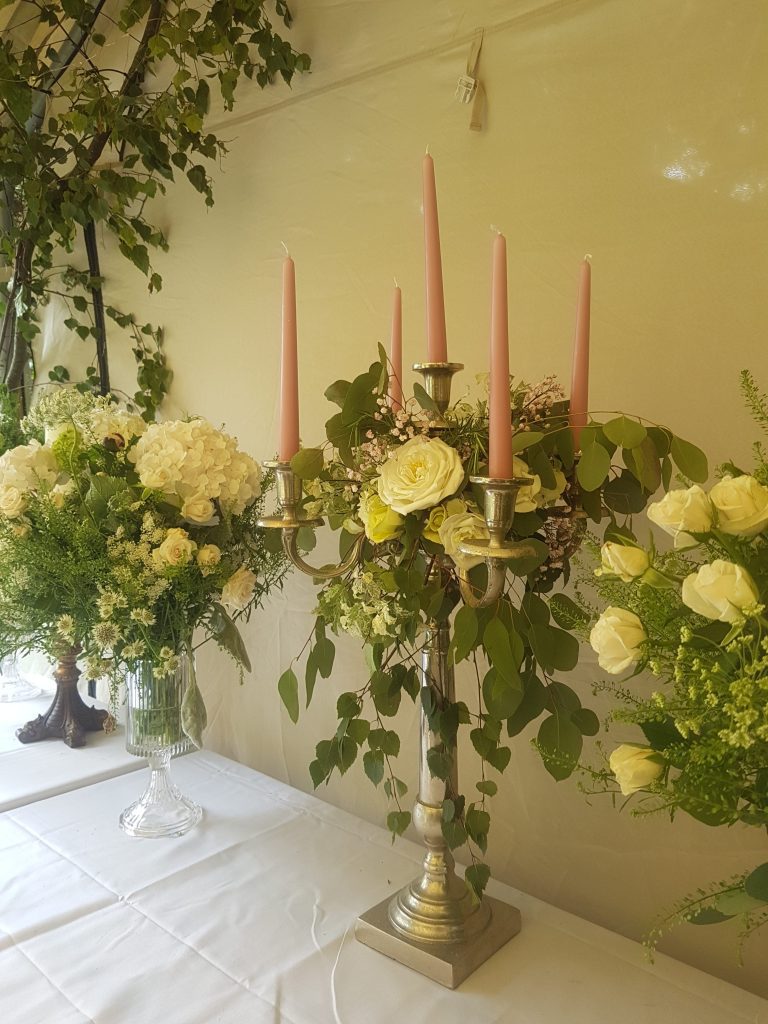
0, 696, 140, 813
0, 751, 765, 1024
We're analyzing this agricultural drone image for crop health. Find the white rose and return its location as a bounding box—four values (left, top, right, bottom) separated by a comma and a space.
196, 544, 221, 575
358, 490, 404, 543
50, 480, 76, 510
513, 456, 542, 513
377, 436, 464, 515
597, 542, 650, 582
438, 512, 490, 571
609, 744, 665, 796
681, 559, 759, 624
152, 528, 197, 568
709, 475, 768, 538
221, 565, 257, 613
647, 485, 712, 549
0, 485, 27, 519
182, 494, 217, 525
589, 606, 646, 674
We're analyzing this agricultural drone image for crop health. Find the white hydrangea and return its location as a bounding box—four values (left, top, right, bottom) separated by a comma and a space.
129, 418, 261, 514
0, 441, 60, 517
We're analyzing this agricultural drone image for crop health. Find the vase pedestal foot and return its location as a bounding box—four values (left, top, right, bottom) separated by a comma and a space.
119, 749, 202, 838
15, 649, 109, 748
355, 890, 521, 989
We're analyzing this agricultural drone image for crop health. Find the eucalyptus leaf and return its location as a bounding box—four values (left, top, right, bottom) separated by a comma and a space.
511, 430, 543, 453
577, 441, 611, 492
278, 668, 300, 724
181, 668, 208, 749
670, 435, 709, 483
290, 447, 324, 480
537, 712, 583, 780
602, 415, 647, 449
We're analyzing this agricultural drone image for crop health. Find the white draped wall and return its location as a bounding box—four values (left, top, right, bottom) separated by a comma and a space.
35, 0, 768, 996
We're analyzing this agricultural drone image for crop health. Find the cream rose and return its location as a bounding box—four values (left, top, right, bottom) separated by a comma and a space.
609, 744, 665, 796
589, 606, 646, 674
513, 456, 542, 513
647, 485, 712, 549
50, 480, 76, 510
358, 491, 404, 544
221, 565, 257, 613
377, 436, 464, 515
596, 542, 650, 582
423, 497, 468, 543
0, 485, 27, 519
709, 475, 768, 538
681, 559, 759, 624
196, 544, 222, 575
438, 511, 490, 571
182, 494, 217, 525
152, 528, 196, 568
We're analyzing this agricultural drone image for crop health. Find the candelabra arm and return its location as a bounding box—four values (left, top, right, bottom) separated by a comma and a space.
282, 528, 365, 581
457, 563, 507, 608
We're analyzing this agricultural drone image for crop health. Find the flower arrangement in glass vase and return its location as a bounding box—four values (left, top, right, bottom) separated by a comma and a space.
0, 388, 286, 834
579, 370, 768, 952
269, 344, 707, 911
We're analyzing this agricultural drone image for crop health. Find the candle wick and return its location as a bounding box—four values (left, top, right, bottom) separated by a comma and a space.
425, 143, 430, 155
490, 223, 502, 235
281, 240, 290, 256
393, 276, 399, 289
583, 252, 593, 262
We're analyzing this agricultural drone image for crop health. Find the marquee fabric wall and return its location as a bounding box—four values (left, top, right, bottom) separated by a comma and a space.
36, 0, 768, 996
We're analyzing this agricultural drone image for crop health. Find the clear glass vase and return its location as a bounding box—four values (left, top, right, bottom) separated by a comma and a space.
0, 655, 41, 703
119, 655, 202, 838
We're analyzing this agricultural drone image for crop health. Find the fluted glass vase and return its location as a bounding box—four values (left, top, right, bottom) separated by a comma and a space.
119, 655, 202, 838
0, 655, 41, 703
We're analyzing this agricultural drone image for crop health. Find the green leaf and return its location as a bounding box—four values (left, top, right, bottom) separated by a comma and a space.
624, 436, 661, 493
426, 746, 452, 781
324, 379, 351, 407
486, 744, 511, 773
529, 624, 579, 673
465, 862, 491, 900
548, 594, 590, 630
336, 692, 360, 719
602, 416, 647, 449
670, 435, 708, 483
451, 605, 478, 663
369, 728, 400, 756
483, 618, 520, 683
346, 719, 370, 744
476, 780, 497, 796
363, 749, 385, 786
315, 637, 335, 678
507, 538, 550, 577
180, 667, 207, 749
689, 908, 735, 925
413, 382, 439, 413
482, 667, 523, 720
511, 431, 543, 453
744, 862, 768, 901
290, 447, 324, 480
577, 441, 611, 491
371, 670, 401, 717
278, 668, 299, 723
209, 605, 252, 672
507, 672, 547, 736
537, 713, 583, 780
603, 472, 648, 514
571, 707, 600, 736
387, 811, 411, 839
441, 818, 467, 849
305, 647, 319, 707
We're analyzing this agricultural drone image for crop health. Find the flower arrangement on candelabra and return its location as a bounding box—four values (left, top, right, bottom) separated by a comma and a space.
261, 340, 702, 985
580, 370, 767, 952
0, 388, 286, 835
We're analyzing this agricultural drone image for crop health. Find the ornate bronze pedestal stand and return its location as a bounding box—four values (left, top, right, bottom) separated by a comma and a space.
16, 647, 109, 748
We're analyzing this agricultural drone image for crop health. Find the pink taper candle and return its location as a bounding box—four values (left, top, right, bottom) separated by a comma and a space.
569, 256, 591, 451
279, 254, 300, 462
422, 153, 448, 362
488, 232, 513, 478
390, 283, 403, 409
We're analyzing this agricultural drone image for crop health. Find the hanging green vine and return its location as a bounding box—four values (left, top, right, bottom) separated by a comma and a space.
0, 0, 310, 415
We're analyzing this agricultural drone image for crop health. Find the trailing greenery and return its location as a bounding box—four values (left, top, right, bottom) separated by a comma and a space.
273, 346, 705, 899
0, 0, 310, 414
580, 371, 768, 951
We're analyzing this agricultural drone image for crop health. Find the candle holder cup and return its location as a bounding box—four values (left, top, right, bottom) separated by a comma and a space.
412, 361, 463, 428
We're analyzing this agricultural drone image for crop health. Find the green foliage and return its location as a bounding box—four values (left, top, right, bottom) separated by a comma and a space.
0, 1, 310, 407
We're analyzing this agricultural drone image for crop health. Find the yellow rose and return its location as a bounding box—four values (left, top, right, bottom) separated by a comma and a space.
512, 456, 542, 512
609, 744, 665, 795
596, 542, 650, 582
438, 511, 490, 571
358, 491, 404, 543
709, 475, 768, 538
0, 485, 27, 519
423, 497, 468, 543
589, 606, 646, 674
681, 559, 758, 624
196, 544, 222, 575
647, 485, 712, 548
377, 436, 464, 514
152, 528, 196, 568
221, 565, 257, 613
182, 494, 217, 525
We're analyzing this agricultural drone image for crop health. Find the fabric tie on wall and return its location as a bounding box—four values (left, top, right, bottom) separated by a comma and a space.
455, 28, 486, 131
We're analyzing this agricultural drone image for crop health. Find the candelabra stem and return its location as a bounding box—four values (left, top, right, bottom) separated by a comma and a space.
355, 618, 521, 987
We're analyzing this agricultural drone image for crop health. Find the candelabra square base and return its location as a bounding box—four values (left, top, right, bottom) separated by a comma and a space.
355, 892, 521, 989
